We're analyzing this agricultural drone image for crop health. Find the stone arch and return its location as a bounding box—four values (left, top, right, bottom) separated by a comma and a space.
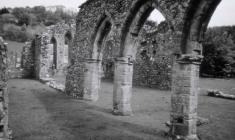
65, 0, 224, 139
181, 0, 221, 54
91, 16, 112, 60
64, 31, 73, 45
169, 0, 222, 139
112, 0, 170, 116
119, 0, 169, 58
82, 14, 113, 101
64, 31, 73, 65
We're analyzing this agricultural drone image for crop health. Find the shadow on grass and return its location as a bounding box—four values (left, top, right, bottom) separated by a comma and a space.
33, 88, 168, 140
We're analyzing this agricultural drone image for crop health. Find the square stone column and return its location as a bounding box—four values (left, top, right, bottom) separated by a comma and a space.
170, 54, 202, 140
113, 57, 133, 116
35, 35, 51, 80
83, 59, 101, 101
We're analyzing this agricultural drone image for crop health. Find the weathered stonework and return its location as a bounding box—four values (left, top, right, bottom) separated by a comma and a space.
0, 37, 10, 139
21, 41, 35, 78
113, 57, 133, 116
101, 21, 174, 89
34, 33, 51, 79
66, 0, 221, 139
1, 0, 220, 139
170, 55, 202, 140
83, 59, 101, 101
31, 21, 75, 80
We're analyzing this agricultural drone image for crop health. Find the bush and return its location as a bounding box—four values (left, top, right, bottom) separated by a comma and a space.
201, 26, 235, 78
3, 24, 33, 42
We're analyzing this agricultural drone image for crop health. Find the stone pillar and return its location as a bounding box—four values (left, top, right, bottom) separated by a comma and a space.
35, 34, 51, 80
113, 57, 133, 116
83, 59, 101, 101
170, 54, 202, 140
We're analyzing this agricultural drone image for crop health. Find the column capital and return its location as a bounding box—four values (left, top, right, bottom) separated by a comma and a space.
114, 57, 133, 65
176, 54, 203, 65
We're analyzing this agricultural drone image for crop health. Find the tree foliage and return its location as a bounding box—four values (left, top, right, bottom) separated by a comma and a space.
201, 26, 235, 77
0, 7, 9, 15
0, 6, 76, 42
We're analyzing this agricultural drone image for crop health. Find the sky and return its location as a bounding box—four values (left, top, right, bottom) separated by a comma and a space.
1, 0, 235, 27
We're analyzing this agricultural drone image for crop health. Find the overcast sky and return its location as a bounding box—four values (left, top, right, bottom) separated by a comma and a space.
1, 0, 235, 27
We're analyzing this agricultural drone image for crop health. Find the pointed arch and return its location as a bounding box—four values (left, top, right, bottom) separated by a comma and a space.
119, 0, 167, 57
50, 37, 57, 69
65, 31, 73, 45
181, 0, 221, 54
91, 14, 112, 60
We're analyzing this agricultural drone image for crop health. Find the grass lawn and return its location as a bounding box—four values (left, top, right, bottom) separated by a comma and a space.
8, 78, 235, 140
5, 40, 25, 56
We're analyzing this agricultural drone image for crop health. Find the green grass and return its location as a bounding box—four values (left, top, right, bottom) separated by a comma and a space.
8, 78, 235, 140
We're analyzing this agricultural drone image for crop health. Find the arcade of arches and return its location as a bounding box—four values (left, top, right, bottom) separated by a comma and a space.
0, 0, 223, 139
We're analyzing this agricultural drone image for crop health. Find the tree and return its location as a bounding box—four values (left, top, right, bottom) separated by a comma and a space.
0, 13, 18, 24
12, 7, 32, 26
32, 6, 47, 23
0, 8, 9, 15
44, 11, 62, 26
201, 26, 235, 77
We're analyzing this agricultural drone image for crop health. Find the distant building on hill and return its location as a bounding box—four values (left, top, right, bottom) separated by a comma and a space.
46, 5, 77, 15
46, 5, 66, 12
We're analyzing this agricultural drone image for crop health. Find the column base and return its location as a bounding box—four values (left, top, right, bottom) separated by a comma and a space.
112, 109, 133, 116
83, 93, 99, 102
112, 103, 133, 116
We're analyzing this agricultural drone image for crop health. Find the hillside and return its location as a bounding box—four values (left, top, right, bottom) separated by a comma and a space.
5, 40, 25, 57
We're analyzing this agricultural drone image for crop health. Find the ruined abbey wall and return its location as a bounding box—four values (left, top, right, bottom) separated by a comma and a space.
0, 37, 10, 139
133, 23, 174, 89
19, 21, 75, 80
21, 41, 35, 78
101, 21, 174, 89
65, 0, 188, 97
34, 33, 51, 79
0, 0, 221, 139
66, 0, 221, 139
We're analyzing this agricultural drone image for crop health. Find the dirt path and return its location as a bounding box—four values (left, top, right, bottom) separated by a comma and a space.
8, 79, 235, 140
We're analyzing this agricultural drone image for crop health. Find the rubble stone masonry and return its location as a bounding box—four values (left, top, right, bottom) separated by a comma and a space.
66, 0, 221, 139
0, 37, 10, 139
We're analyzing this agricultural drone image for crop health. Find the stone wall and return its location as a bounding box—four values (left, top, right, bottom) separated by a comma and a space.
66, 0, 186, 96
21, 41, 35, 78
0, 37, 10, 139
19, 21, 76, 80
67, 0, 221, 139
34, 33, 51, 79
46, 21, 75, 73
101, 21, 174, 89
